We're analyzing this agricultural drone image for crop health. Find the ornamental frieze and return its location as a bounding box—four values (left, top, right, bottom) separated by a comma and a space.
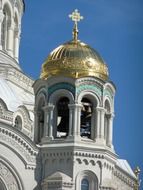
0, 127, 38, 166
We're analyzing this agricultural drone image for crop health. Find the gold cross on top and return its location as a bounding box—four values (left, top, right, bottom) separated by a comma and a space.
69, 9, 84, 41
69, 9, 84, 24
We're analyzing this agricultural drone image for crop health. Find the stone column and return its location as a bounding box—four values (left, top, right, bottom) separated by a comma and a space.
100, 108, 105, 139
42, 105, 49, 137
7, 18, 14, 57
68, 104, 82, 140
91, 107, 96, 140
107, 113, 114, 148
95, 107, 101, 141
34, 110, 40, 143
96, 107, 105, 144
47, 104, 54, 139
14, 28, 20, 61
41, 104, 54, 143
0, 10, 4, 50
76, 104, 82, 137
68, 104, 74, 137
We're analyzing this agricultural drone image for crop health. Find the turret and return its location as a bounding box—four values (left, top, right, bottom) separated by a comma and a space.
0, 0, 24, 67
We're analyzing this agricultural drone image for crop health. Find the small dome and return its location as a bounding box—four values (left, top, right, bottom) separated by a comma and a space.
40, 40, 109, 80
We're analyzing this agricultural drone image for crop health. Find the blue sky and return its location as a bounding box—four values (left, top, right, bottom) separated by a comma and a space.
21, 0, 143, 182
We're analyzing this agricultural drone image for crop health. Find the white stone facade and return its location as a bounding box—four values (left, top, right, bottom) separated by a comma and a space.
0, 1, 139, 190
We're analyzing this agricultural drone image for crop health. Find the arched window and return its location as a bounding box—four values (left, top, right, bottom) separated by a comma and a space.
56, 97, 69, 138
14, 115, 22, 130
80, 98, 93, 139
76, 170, 98, 190
81, 179, 89, 190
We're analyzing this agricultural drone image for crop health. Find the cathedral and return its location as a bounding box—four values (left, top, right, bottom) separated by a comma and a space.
0, 0, 140, 190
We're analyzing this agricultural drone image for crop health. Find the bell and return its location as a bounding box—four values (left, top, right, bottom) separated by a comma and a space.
87, 106, 92, 113
82, 105, 86, 112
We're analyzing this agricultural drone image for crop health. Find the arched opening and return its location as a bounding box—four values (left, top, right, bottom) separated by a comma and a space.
81, 178, 89, 190
56, 97, 69, 138
1, 5, 11, 51
80, 98, 93, 139
14, 115, 22, 130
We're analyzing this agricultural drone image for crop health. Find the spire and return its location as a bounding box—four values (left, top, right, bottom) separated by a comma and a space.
69, 9, 84, 41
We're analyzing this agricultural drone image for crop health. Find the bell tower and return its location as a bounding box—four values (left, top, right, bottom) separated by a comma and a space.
0, 0, 24, 68
34, 9, 117, 190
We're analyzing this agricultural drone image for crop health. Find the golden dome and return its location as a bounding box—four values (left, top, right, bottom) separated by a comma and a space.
40, 40, 109, 80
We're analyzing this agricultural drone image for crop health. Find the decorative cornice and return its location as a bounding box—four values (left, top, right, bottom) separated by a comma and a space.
0, 100, 13, 122
113, 167, 136, 187
0, 64, 34, 93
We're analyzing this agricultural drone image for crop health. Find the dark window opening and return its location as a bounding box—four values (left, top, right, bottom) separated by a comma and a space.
81, 98, 93, 139
105, 100, 110, 113
56, 97, 69, 138
15, 115, 22, 130
81, 178, 89, 190
38, 110, 44, 142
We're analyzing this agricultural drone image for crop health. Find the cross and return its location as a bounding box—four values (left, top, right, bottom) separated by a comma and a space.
69, 9, 84, 25
69, 9, 84, 41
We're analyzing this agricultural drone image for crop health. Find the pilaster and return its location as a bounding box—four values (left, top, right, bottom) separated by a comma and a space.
0, 10, 4, 50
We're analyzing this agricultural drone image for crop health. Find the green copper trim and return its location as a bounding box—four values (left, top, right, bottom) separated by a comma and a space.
76, 84, 102, 97
48, 82, 75, 97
